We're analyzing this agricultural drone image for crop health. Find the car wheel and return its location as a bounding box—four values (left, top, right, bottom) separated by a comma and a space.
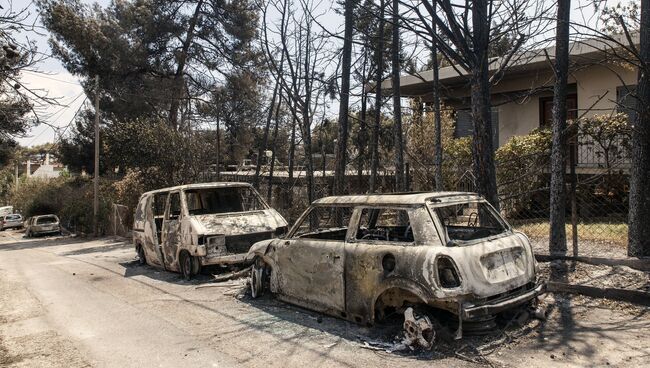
137, 245, 147, 265
179, 251, 193, 280
250, 258, 267, 298
191, 255, 201, 275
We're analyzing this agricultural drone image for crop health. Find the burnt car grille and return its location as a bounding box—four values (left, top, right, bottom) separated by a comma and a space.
482, 282, 536, 303
225, 231, 274, 254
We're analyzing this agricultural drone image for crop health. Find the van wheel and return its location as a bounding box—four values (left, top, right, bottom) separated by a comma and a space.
250, 258, 267, 298
137, 245, 147, 265
179, 251, 194, 280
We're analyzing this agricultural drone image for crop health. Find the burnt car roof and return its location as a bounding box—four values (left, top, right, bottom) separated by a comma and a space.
141, 182, 253, 196
313, 192, 482, 206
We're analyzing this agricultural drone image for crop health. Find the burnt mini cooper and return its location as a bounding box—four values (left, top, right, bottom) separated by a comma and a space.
247, 192, 544, 340
133, 182, 288, 279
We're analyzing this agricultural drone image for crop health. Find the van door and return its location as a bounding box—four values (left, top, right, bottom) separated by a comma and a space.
141, 195, 163, 266
161, 191, 183, 270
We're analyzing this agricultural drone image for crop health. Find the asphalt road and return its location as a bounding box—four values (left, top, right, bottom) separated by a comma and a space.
0, 230, 648, 367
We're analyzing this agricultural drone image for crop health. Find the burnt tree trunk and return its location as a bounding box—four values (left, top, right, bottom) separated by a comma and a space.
303, 28, 315, 210
169, 0, 203, 129
369, 0, 385, 193
334, 0, 355, 195
253, 81, 280, 190
391, 0, 405, 192
267, 94, 282, 203
215, 114, 221, 180
431, 13, 443, 191
628, 0, 650, 257
286, 98, 297, 213
470, 0, 499, 209
357, 46, 369, 193
549, 0, 571, 254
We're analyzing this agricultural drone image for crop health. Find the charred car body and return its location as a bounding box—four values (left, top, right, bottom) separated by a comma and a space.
247, 192, 544, 338
133, 182, 288, 279
25, 215, 61, 237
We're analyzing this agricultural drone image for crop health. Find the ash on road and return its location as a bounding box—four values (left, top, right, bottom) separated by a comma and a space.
0, 230, 648, 367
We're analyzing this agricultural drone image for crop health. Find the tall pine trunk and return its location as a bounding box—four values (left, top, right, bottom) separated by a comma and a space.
334, 0, 354, 195
391, 0, 405, 192
628, 0, 650, 257
470, 0, 499, 209
357, 46, 369, 193
169, 0, 203, 129
549, 0, 571, 254
369, 0, 385, 193
431, 13, 443, 191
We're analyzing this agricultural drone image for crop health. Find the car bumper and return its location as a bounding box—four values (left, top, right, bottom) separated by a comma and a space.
461, 282, 546, 320
200, 253, 248, 266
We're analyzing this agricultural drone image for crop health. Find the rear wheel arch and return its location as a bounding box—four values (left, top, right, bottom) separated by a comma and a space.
371, 280, 432, 322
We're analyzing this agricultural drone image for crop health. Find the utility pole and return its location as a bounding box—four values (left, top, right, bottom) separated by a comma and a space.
93, 75, 100, 237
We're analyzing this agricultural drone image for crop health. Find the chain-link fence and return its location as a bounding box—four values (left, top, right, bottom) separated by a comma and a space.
209, 118, 629, 254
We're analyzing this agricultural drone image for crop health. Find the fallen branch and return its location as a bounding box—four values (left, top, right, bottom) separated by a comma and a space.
547, 282, 650, 306
535, 254, 650, 272
211, 266, 252, 283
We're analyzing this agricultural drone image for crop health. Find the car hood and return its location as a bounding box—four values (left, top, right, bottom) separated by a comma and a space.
191, 210, 287, 236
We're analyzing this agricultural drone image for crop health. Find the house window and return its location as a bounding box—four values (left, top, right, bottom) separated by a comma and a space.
454, 109, 499, 147
616, 85, 637, 123
539, 94, 578, 127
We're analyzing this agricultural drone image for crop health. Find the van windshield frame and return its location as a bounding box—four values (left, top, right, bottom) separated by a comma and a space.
184, 186, 267, 216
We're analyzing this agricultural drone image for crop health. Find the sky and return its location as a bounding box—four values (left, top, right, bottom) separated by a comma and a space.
14, 0, 606, 147
14, 0, 111, 147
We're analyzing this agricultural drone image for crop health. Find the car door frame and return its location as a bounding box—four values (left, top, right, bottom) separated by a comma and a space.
160, 190, 183, 271
140, 194, 164, 266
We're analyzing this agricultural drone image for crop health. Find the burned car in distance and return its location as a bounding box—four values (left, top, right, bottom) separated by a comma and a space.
247, 192, 545, 341
133, 182, 288, 279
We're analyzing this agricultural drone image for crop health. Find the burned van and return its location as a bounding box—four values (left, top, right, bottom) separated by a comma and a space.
133, 182, 288, 279
247, 192, 544, 342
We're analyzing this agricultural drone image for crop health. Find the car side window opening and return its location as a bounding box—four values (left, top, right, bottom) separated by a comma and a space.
36, 216, 58, 225
356, 208, 414, 243
185, 187, 266, 216
291, 206, 354, 241
168, 192, 181, 219
134, 197, 147, 223
435, 201, 507, 243
153, 193, 167, 244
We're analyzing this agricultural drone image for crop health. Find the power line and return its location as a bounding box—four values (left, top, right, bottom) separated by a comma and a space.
20, 70, 84, 86
25, 94, 87, 147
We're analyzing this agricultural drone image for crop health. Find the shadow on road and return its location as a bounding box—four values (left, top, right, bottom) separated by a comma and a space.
0, 234, 86, 252
119, 259, 227, 286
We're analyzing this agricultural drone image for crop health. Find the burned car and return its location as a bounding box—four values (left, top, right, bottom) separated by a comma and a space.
247, 192, 544, 340
133, 182, 288, 279
25, 215, 61, 237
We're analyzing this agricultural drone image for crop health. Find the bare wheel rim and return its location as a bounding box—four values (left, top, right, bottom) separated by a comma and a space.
251, 265, 263, 298
182, 254, 191, 279
137, 246, 146, 265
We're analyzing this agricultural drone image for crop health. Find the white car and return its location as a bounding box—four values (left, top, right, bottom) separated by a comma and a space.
1, 214, 23, 230
247, 192, 544, 341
